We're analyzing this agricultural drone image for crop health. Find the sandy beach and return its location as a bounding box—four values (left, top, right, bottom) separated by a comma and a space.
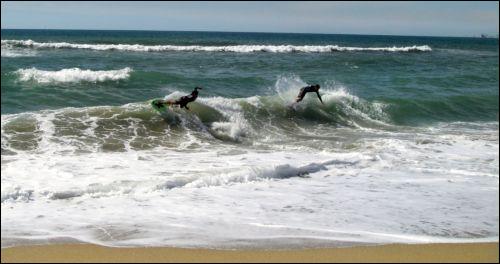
1, 242, 498, 263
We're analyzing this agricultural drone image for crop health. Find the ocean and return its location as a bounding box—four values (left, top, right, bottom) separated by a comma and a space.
1, 29, 498, 249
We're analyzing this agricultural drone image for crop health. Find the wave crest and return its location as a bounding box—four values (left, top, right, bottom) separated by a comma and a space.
1, 47, 38, 57
15, 67, 133, 83
2, 39, 432, 53
1, 76, 393, 155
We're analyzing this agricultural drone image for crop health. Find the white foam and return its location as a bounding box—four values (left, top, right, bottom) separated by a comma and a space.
156, 160, 330, 190
1, 100, 498, 249
198, 96, 250, 141
2, 39, 432, 53
15, 67, 133, 83
2, 136, 497, 248
1, 47, 37, 57
271, 75, 391, 127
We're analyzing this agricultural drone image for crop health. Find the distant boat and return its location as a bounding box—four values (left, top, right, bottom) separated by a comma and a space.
481, 34, 488, 38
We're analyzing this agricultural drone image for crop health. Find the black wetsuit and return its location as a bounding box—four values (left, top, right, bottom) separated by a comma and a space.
155, 88, 201, 110
296, 85, 322, 103
175, 88, 200, 110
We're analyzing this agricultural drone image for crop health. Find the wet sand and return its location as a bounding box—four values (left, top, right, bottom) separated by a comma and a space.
1, 242, 498, 263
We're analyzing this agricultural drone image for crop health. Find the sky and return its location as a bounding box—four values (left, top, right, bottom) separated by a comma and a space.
1, 1, 499, 37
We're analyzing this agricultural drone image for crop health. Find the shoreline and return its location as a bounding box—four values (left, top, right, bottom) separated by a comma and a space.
1, 242, 498, 263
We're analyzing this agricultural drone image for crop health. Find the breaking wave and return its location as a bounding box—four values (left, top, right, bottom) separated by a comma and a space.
14, 67, 133, 83
1, 76, 390, 156
0, 160, 339, 203
2, 39, 432, 53
1, 47, 38, 57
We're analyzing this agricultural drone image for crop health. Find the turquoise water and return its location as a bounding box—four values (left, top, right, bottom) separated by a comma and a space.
1, 30, 499, 248
2, 29, 498, 124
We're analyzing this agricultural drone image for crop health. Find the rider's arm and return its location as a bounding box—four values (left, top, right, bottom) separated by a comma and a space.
316, 91, 324, 105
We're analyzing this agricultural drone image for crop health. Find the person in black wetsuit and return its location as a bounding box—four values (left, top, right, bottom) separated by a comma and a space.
295, 84, 323, 104
155, 87, 203, 110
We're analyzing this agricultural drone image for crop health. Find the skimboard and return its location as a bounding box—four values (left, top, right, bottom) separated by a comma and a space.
151, 99, 177, 122
151, 99, 170, 113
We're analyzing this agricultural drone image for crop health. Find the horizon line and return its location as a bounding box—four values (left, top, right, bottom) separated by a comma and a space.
2, 28, 499, 39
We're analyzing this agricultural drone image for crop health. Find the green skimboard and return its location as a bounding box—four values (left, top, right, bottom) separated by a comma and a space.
151, 99, 178, 122
151, 99, 170, 113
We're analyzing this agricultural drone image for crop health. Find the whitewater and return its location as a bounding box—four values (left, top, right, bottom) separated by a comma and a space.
2, 77, 498, 248
2, 39, 433, 53
2, 30, 498, 249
